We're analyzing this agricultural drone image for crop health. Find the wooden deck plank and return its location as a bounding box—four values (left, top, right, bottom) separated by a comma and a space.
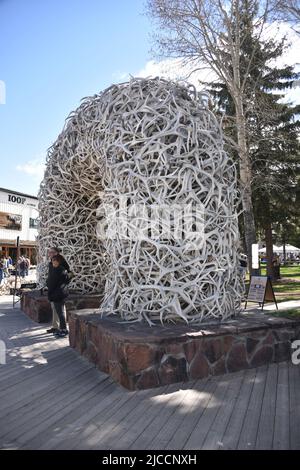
272, 361, 290, 450
57, 386, 136, 450
0, 348, 78, 393
0, 361, 94, 426
254, 363, 278, 449
6, 376, 113, 449
0, 334, 70, 370
86, 387, 171, 450
130, 377, 212, 450
0, 346, 88, 386
0, 338, 65, 380
1, 375, 110, 446
0, 296, 299, 451
220, 367, 260, 450
289, 362, 300, 450
0, 358, 94, 422
200, 371, 245, 450
0, 354, 86, 414
0, 366, 103, 439
162, 377, 218, 450
237, 365, 270, 450
38, 384, 134, 450
182, 373, 238, 450
113, 381, 196, 450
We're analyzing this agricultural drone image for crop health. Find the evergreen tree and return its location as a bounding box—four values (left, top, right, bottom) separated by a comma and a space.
207, 0, 300, 277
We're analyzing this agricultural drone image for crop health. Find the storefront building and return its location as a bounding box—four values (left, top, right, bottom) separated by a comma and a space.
0, 187, 38, 264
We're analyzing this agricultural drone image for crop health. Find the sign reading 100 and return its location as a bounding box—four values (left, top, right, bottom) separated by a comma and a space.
8, 194, 26, 204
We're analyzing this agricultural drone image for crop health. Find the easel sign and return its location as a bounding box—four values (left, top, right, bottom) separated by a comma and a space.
245, 276, 278, 310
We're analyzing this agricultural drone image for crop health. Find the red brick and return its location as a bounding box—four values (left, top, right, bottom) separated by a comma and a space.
125, 343, 156, 374
183, 340, 199, 363
109, 361, 133, 390
227, 342, 248, 372
223, 335, 235, 354
134, 368, 160, 390
165, 343, 184, 355
86, 340, 99, 364
246, 337, 260, 356
213, 357, 226, 376
202, 338, 223, 364
189, 352, 210, 380
262, 331, 275, 346
250, 345, 274, 367
158, 355, 188, 385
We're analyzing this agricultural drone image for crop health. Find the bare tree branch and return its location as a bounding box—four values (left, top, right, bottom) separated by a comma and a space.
146, 0, 271, 266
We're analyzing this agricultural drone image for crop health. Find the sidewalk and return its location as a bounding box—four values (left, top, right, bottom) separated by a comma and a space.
245, 299, 300, 313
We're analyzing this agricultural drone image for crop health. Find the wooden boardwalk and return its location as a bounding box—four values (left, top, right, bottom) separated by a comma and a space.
0, 295, 299, 450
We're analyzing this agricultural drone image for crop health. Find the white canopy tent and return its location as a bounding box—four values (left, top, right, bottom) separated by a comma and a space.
259, 244, 300, 254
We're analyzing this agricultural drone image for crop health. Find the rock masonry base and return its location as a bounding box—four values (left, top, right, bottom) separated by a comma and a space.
68, 309, 300, 390
20, 290, 102, 323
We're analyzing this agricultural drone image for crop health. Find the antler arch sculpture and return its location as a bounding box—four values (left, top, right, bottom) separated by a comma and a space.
38, 77, 243, 324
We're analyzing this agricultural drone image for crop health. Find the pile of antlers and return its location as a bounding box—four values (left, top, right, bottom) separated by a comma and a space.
38, 77, 243, 324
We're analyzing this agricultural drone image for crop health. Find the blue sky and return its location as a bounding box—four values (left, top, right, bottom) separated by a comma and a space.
0, 0, 152, 195
0, 1, 299, 197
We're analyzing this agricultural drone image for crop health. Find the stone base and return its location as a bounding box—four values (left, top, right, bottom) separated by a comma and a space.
68, 310, 300, 390
20, 290, 102, 323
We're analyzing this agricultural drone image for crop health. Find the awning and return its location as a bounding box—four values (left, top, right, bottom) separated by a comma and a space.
0, 239, 37, 247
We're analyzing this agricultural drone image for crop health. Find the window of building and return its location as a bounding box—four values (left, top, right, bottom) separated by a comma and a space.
29, 218, 38, 229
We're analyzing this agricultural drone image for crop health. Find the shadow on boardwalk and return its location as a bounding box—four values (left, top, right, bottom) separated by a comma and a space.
0, 295, 299, 450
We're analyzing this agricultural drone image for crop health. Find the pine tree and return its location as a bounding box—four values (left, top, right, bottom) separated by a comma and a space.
207, 0, 300, 277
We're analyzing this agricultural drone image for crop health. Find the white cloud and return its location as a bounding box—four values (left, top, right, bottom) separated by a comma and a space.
262, 21, 300, 68
266, 22, 300, 105
16, 158, 46, 181
136, 58, 216, 90
134, 21, 300, 104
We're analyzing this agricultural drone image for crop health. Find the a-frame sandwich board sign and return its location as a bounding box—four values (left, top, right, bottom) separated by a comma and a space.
245, 276, 278, 310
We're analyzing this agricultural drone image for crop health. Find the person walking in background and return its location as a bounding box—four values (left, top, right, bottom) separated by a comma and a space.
46, 254, 70, 338
46, 247, 70, 334
7, 256, 13, 274
1, 256, 9, 278
25, 256, 31, 276
0, 255, 4, 285
18, 256, 27, 278
239, 253, 248, 280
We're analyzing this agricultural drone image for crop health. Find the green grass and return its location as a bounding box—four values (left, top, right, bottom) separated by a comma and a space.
273, 282, 300, 293
266, 307, 300, 319
260, 264, 300, 278
244, 281, 300, 291
276, 297, 300, 303
245, 264, 300, 300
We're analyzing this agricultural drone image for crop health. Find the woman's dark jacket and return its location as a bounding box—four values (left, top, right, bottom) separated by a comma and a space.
47, 265, 70, 302
48, 257, 70, 273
